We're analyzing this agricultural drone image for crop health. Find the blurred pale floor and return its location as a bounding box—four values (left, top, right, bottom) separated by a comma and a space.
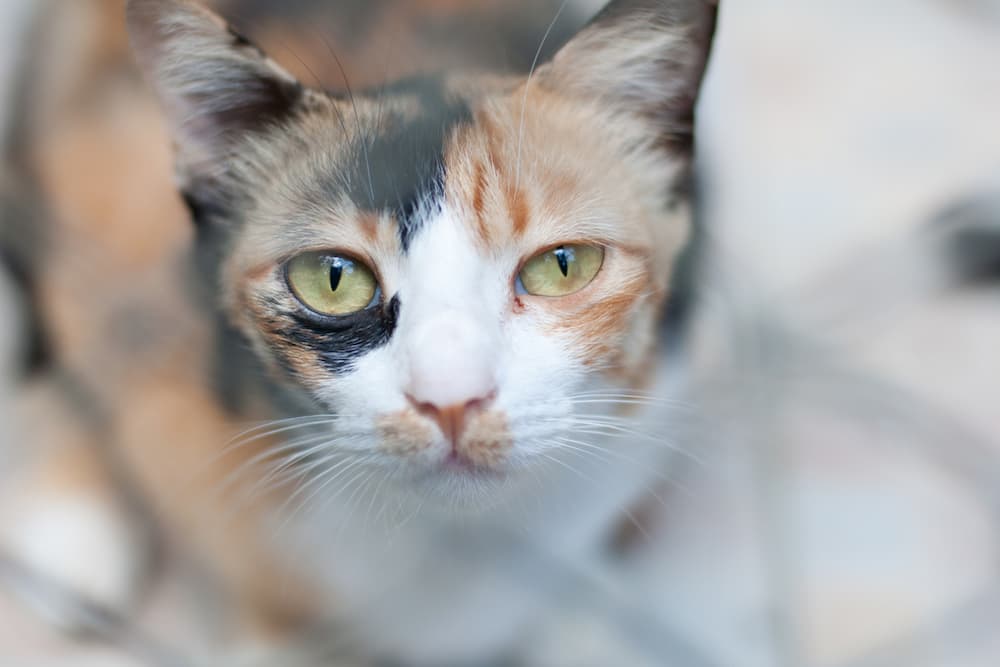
3, 0, 1000, 665
684, 0, 1000, 664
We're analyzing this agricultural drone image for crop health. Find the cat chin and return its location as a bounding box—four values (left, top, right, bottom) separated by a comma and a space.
394, 463, 520, 515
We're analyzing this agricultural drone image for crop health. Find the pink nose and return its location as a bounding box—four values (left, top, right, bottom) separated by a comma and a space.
407, 395, 493, 447
405, 311, 498, 447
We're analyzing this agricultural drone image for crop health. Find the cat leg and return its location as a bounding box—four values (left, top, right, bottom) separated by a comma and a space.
0, 380, 152, 634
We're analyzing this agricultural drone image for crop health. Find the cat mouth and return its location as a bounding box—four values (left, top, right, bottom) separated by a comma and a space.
440, 451, 505, 478
400, 449, 510, 489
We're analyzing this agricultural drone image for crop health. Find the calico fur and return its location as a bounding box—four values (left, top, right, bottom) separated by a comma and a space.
1, 0, 718, 663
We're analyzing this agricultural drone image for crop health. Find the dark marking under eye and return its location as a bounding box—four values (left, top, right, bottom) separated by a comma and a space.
332, 77, 473, 251
273, 293, 402, 375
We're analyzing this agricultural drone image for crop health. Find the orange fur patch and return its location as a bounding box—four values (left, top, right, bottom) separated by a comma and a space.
457, 410, 513, 468
377, 410, 435, 458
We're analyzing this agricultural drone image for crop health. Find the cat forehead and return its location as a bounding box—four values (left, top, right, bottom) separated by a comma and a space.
235, 75, 661, 268
324, 76, 479, 251
131, 0, 714, 275
234, 76, 485, 251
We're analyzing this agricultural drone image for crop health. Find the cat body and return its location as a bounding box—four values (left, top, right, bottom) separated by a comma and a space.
0, 0, 718, 663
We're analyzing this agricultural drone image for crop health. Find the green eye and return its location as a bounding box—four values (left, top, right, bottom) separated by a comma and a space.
286, 251, 378, 316
518, 244, 604, 297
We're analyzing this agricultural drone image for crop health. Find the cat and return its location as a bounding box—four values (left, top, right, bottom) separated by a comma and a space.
0, 0, 717, 663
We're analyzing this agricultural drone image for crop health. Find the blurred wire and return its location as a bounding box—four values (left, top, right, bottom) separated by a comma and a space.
0, 548, 190, 667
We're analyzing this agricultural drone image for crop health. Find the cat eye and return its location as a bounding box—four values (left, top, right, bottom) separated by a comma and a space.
518, 244, 605, 297
286, 251, 379, 316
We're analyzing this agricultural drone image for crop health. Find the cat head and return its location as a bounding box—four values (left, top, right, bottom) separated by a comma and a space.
127, 0, 717, 496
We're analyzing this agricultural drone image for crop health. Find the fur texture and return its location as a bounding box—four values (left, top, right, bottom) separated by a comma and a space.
2, 0, 717, 663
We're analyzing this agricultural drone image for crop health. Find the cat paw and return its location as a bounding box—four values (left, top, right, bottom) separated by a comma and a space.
0, 494, 148, 634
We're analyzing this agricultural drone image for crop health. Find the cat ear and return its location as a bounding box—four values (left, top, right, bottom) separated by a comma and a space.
126, 0, 305, 185
541, 0, 718, 151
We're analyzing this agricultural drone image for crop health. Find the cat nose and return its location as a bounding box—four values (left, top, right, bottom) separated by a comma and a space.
405, 311, 498, 444
407, 396, 492, 447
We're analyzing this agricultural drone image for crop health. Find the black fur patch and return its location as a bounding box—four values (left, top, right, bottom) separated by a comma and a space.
276, 293, 401, 375
332, 77, 473, 251
208, 74, 304, 141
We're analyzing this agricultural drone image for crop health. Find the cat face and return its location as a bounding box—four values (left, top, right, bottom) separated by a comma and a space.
128, 0, 716, 491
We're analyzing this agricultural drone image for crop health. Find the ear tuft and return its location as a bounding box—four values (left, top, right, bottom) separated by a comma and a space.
126, 0, 304, 183
542, 0, 717, 150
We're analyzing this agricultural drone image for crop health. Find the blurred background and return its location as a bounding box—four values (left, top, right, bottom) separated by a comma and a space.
2, 0, 1000, 665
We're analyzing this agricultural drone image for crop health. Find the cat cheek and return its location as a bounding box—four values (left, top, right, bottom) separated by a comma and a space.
539, 295, 648, 371
375, 407, 515, 468
376, 410, 437, 459
458, 411, 514, 469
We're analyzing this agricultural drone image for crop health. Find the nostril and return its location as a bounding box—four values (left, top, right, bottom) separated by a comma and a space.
406, 393, 495, 446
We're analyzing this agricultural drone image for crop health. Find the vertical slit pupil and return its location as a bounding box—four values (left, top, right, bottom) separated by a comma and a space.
554, 246, 570, 277
329, 258, 345, 292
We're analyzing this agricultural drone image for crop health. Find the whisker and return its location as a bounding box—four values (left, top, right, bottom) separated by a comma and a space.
227, 433, 370, 505
218, 453, 344, 525
320, 34, 375, 206
567, 390, 694, 403
548, 438, 621, 468
515, 0, 570, 191
223, 414, 346, 444
214, 433, 334, 493
187, 417, 352, 489
214, 417, 346, 457
541, 414, 698, 447
276, 456, 360, 516
210, 426, 369, 498
327, 466, 383, 540
277, 455, 378, 535
366, 469, 392, 530
553, 437, 676, 505
341, 468, 381, 526
261, 452, 342, 497
536, 451, 652, 542
568, 389, 686, 399
565, 397, 695, 411
560, 411, 692, 431
571, 410, 690, 432
390, 491, 426, 537
564, 425, 704, 466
